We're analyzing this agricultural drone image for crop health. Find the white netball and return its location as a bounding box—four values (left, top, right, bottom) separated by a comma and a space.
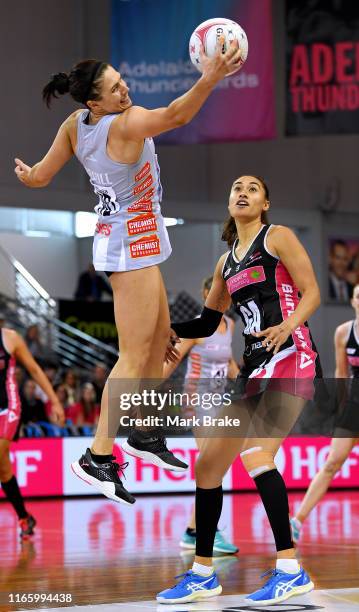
189, 17, 248, 76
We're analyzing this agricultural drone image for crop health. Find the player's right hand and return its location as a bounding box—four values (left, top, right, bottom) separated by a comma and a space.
200, 37, 242, 82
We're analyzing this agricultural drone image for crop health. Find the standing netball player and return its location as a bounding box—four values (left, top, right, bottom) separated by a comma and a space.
14, 43, 242, 504
0, 327, 64, 538
157, 175, 321, 605
164, 276, 239, 554
291, 283, 359, 543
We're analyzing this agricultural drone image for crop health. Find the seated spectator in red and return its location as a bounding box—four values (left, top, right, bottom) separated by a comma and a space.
66, 383, 100, 426
45, 383, 69, 418
21, 379, 49, 424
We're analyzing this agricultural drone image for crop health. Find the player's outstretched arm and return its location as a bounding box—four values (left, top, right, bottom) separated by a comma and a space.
14, 117, 74, 188
10, 331, 65, 424
119, 39, 242, 140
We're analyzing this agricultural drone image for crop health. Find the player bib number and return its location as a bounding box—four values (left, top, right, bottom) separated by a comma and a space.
94, 185, 120, 216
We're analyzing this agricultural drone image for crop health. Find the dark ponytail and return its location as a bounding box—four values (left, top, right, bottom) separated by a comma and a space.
42, 59, 108, 108
42, 73, 70, 107
221, 175, 270, 248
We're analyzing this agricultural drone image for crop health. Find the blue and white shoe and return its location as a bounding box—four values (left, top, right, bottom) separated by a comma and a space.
245, 567, 314, 605
290, 517, 302, 544
156, 570, 222, 604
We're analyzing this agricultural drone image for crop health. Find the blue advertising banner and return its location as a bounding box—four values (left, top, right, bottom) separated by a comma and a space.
111, 0, 275, 144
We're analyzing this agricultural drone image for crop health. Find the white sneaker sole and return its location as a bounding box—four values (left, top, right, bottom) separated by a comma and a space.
213, 545, 239, 554
157, 585, 222, 604
122, 441, 187, 472
179, 541, 196, 550
71, 461, 133, 505
244, 580, 314, 605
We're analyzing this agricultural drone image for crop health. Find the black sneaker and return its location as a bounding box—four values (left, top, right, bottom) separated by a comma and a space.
19, 514, 36, 540
71, 448, 136, 505
122, 429, 188, 472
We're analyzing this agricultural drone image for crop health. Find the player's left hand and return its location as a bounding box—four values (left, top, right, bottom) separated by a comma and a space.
253, 321, 292, 355
50, 400, 65, 426
14, 157, 33, 186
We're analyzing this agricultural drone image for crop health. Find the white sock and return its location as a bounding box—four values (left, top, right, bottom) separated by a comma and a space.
192, 562, 213, 576
276, 558, 300, 574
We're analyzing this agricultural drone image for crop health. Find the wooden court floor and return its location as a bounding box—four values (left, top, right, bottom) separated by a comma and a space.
0, 490, 358, 611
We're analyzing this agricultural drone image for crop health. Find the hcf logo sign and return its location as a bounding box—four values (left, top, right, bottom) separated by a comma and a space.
10, 450, 42, 486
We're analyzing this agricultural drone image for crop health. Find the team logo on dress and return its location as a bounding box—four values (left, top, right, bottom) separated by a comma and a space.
127, 214, 158, 236
133, 174, 153, 196
94, 187, 119, 216
223, 267, 231, 278
129, 234, 161, 258
226, 266, 266, 295
134, 161, 151, 183
247, 250, 262, 264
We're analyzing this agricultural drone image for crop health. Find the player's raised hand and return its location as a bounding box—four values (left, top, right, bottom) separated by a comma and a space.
200, 37, 242, 82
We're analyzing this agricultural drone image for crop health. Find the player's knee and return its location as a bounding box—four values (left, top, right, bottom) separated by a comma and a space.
195, 454, 223, 484
240, 446, 276, 478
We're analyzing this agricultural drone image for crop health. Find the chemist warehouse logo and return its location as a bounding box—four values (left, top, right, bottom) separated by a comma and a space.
127, 213, 157, 236
129, 234, 161, 258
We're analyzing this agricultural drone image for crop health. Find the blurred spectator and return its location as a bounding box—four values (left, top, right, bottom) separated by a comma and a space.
91, 362, 108, 403
328, 240, 354, 302
25, 324, 44, 359
45, 383, 69, 417
66, 382, 100, 426
35, 363, 59, 403
15, 366, 25, 388
347, 251, 359, 287
0, 312, 6, 328
63, 369, 79, 405
21, 379, 49, 425
74, 264, 112, 302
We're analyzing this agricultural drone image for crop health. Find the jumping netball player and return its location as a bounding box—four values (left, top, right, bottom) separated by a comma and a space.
0, 327, 64, 538
291, 283, 359, 543
164, 276, 239, 554
157, 175, 321, 605
14, 42, 242, 504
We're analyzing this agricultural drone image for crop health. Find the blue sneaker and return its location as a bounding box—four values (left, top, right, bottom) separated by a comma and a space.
156, 570, 222, 604
213, 530, 239, 554
245, 567, 314, 605
290, 517, 302, 544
